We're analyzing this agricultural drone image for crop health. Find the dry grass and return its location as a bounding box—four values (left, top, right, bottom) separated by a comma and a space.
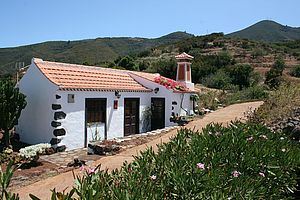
254, 83, 300, 124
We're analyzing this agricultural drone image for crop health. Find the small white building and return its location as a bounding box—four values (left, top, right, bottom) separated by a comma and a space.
17, 53, 196, 150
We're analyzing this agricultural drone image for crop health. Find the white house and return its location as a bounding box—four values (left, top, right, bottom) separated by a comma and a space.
17, 53, 196, 151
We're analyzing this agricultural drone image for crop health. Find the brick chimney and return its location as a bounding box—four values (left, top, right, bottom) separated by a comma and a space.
175, 52, 194, 90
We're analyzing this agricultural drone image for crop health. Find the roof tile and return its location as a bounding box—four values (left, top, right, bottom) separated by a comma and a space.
34, 59, 151, 92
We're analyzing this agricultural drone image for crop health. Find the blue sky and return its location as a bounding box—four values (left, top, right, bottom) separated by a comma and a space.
0, 0, 299, 48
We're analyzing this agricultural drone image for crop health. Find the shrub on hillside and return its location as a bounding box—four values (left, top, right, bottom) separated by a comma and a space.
201, 70, 233, 90
198, 90, 227, 110
265, 58, 285, 89
290, 65, 300, 78
251, 83, 300, 124
49, 122, 300, 199
225, 85, 268, 105
225, 64, 253, 90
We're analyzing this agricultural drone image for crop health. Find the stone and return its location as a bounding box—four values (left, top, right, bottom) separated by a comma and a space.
51, 121, 62, 128
56, 145, 66, 152
291, 127, 300, 141
50, 138, 61, 145
67, 158, 86, 167
88, 142, 121, 155
54, 111, 66, 120
52, 104, 62, 110
53, 128, 66, 136
56, 94, 61, 99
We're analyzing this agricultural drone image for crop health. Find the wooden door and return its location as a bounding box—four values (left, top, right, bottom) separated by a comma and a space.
124, 98, 140, 136
85, 98, 107, 147
151, 98, 165, 130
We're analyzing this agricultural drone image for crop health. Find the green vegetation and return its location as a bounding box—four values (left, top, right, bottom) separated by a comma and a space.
0, 32, 193, 75
290, 65, 300, 77
197, 84, 267, 111
28, 122, 300, 199
227, 20, 300, 42
265, 58, 285, 89
224, 85, 268, 105
0, 161, 20, 200
251, 83, 300, 124
0, 79, 26, 147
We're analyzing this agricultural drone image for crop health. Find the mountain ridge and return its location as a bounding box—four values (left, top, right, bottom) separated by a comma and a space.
227, 20, 300, 42
0, 31, 194, 75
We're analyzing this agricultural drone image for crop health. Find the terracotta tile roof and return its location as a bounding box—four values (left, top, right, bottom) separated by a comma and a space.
33, 58, 151, 92
175, 52, 194, 60
130, 71, 160, 82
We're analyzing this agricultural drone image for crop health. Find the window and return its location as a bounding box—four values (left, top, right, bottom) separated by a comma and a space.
68, 94, 75, 103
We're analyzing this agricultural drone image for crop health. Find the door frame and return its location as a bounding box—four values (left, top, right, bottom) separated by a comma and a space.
151, 97, 165, 130
124, 98, 140, 136
84, 98, 107, 148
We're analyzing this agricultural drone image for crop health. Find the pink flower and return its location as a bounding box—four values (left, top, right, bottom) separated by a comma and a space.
246, 136, 254, 142
196, 163, 205, 170
150, 175, 157, 180
88, 167, 95, 174
232, 170, 241, 177
79, 165, 85, 171
259, 172, 265, 177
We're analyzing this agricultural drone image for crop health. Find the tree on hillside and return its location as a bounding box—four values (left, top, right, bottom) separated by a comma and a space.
146, 59, 177, 80
0, 79, 26, 147
201, 70, 232, 90
265, 58, 285, 89
117, 56, 136, 71
226, 64, 253, 90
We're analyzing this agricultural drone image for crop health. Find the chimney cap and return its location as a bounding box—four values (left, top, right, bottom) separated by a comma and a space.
175, 52, 194, 60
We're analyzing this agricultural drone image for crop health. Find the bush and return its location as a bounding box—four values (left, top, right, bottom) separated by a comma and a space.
225, 64, 253, 90
202, 70, 232, 90
198, 90, 226, 110
251, 83, 300, 124
290, 65, 300, 78
0, 79, 26, 147
0, 148, 22, 165
0, 161, 20, 200
225, 85, 268, 105
52, 122, 300, 199
265, 58, 285, 89
19, 143, 51, 163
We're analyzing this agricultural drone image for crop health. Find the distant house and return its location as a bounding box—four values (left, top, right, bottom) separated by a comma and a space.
17, 53, 195, 150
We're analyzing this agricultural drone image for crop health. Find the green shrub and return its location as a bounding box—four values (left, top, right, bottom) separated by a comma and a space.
225, 85, 268, 105
0, 161, 20, 200
52, 122, 300, 199
202, 70, 232, 90
198, 90, 226, 110
265, 58, 285, 89
251, 83, 300, 124
290, 65, 300, 78
225, 64, 253, 90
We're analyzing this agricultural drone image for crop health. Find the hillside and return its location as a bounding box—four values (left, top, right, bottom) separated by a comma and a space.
134, 32, 300, 84
0, 31, 193, 75
227, 20, 300, 42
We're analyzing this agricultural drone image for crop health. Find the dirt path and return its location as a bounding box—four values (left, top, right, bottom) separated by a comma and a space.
13, 101, 263, 200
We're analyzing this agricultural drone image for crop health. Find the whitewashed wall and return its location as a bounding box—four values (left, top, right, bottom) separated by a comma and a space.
17, 60, 58, 145
57, 90, 152, 150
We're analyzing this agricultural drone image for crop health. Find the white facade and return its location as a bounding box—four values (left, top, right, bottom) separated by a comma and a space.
17, 59, 194, 150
